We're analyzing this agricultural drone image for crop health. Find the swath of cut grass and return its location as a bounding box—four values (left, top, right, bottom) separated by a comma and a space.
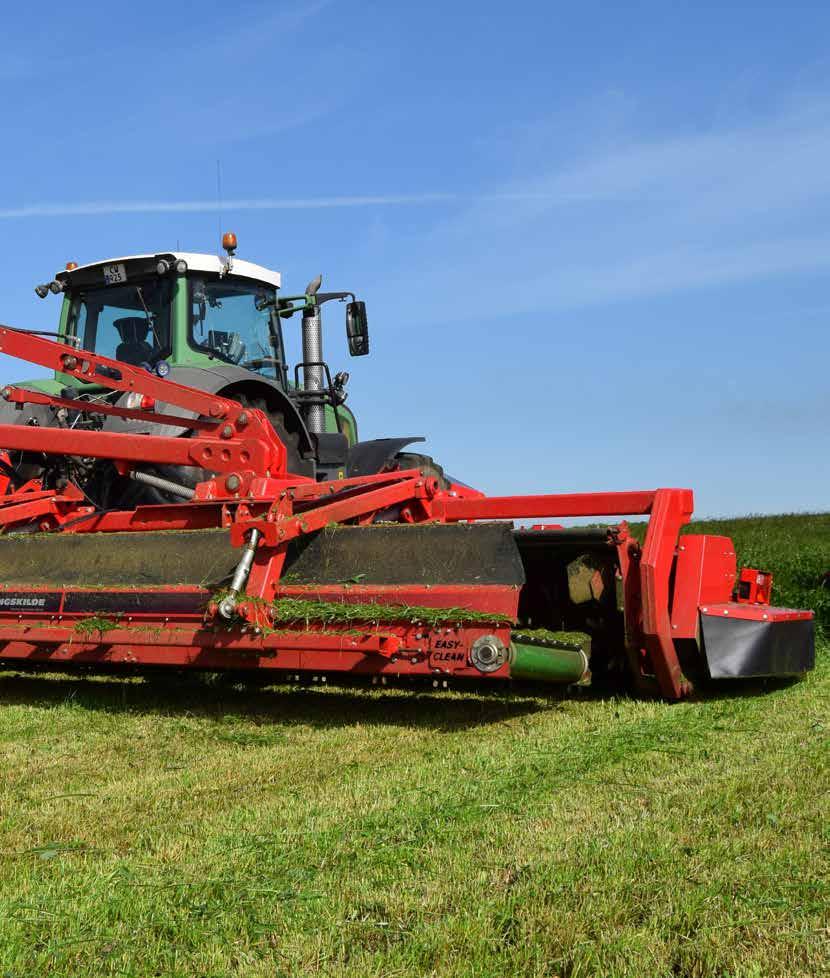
72, 616, 118, 637
0, 512, 825, 978
216, 592, 513, 627
270, 596, 510, 627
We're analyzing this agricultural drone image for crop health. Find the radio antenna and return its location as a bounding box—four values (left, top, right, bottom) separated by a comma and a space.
216, 159, 224, 251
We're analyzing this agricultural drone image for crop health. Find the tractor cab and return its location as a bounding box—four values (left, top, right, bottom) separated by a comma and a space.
49, 251, 286, 383
4, 232, 428, 505
29, 237, 371, 464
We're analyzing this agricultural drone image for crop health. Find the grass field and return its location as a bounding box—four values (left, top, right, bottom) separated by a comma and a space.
0, 514, 827, 977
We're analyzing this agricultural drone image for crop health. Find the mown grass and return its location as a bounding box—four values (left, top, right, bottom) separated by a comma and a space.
0, 513, 827, 977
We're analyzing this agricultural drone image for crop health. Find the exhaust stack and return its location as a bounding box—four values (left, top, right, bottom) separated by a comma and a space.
302, 297, 325, 434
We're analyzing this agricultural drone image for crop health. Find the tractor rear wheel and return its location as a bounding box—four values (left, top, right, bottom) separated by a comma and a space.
392, 452, 450, 490
234, 393, 305, 477
117, 393, 306, 505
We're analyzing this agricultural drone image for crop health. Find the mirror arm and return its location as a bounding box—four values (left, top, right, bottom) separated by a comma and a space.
315, 291, 355, 305
268, 293, 354, 319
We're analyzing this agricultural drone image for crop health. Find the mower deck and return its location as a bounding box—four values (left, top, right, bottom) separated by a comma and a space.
0, 328, 815, 698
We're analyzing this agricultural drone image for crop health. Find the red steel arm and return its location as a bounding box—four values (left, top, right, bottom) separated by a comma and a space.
0, 326, 240, 420
432, 490, 661, 521
232, 473, 431, 546
1, 385, 218, 432
0, 423, 278, 476
639, 488, 695, 699
0, 326, 287, 478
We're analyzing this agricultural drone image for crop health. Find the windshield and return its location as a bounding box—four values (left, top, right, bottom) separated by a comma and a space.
67, 278, 172, 366
189, 277, 284, 381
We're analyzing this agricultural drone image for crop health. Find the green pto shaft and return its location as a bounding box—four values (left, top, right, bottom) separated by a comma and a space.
509, 641, 589, 684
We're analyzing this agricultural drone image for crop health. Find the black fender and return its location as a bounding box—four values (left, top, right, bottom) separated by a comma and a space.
103, 365, 314, 459
346, 437, 425, 477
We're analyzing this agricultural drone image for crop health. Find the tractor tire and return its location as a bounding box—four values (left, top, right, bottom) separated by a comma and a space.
118, 393, 306, 506
368, 453, 450, 524
234, 393, 305, 478
392, 452, 450, 490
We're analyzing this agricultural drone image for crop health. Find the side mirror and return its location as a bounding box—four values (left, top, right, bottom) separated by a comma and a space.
346, 300, 369, 356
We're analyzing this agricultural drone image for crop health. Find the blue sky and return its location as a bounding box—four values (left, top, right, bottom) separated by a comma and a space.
0, 0, 827, 516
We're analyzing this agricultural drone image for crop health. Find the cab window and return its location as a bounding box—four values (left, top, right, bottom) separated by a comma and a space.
189, 277, 281, 379
67, 279, 172, 366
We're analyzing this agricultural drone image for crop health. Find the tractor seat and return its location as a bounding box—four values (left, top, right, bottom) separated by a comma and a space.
114, 317, 154, 365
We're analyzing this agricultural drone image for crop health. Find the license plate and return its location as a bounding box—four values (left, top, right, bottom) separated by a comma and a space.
102, 263, 127, 285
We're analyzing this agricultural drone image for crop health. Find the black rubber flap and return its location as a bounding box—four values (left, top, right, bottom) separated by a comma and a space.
701, 614, 815, 678
0, 528, 238, 589
282, 522, 525, 586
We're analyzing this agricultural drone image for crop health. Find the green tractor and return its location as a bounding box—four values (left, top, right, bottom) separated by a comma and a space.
5, 234, 435, 505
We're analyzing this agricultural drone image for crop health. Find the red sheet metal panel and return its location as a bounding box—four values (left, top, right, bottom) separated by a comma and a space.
0, 619, 516, 681
670, 535, 737, 638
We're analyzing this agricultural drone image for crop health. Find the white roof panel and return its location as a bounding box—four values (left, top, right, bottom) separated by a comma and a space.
59, 252, 281, 289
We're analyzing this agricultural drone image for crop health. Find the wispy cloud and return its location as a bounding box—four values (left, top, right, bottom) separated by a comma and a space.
525, 234, 830, 309
374, 95, 830, 317
5, 94, 830, 315
0, 191, 603, 221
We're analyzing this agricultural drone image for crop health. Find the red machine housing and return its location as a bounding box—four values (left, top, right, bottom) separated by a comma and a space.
0, 327, 815, 698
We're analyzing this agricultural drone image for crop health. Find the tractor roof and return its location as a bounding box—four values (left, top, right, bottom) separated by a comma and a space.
56, 252, 281, 289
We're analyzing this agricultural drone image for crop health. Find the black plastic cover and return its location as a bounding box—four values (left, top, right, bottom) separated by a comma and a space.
346, 437, 424, 477
0, 528, 238, 589
701, 613, 815, 678
314, 432, 349, 466
282, 523, 525, 586
0, 522, 525, 592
